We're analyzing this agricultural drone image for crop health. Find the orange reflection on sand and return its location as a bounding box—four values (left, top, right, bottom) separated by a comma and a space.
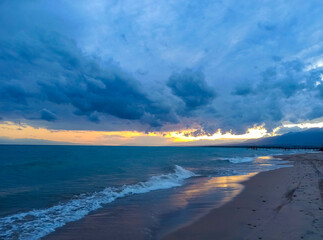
184, 173, 257, 196
168, 172, 258, 209
257, 156, 272, 160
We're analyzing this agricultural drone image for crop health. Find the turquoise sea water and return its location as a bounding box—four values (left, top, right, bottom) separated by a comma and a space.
0, 145, 306, 239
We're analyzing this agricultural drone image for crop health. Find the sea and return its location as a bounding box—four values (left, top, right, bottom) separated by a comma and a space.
0, 145, 309, 240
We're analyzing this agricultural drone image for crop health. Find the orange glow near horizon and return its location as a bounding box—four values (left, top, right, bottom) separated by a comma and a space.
0, 121, 272, 145
163, 125, 269, 142
0, 121, 153, 145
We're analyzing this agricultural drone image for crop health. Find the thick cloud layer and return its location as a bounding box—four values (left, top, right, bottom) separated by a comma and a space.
0, 0, 323, 134
40, 109, 57, 122
0, 28, 178, 128
167, 70, 215, 109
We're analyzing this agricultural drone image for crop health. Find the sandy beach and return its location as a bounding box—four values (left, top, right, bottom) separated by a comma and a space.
164, 152, 323, 240
42, 152, 323, 240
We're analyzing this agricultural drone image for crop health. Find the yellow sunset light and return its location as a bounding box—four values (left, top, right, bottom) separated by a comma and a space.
163, 126, 268, 142
0, 121, 271, 145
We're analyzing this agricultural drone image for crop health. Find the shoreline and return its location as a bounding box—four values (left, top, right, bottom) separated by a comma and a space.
40, 152, 322, 240
43, 170, 257, 240
163, 152, 323, 240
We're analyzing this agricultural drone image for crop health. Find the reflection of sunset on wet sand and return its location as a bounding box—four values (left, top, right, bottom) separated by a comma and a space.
169, 173, 258, 210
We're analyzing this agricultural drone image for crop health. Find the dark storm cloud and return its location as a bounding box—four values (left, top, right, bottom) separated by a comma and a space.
255, 60, 307, 98
231, 82, 254, 96
318, 84, 323, 98
0, 27, 178, 128
218, 58, 323, 134
307, 106, 323, 119
0, 82, 29, 104
40, 109, 57, 122
167, 69, 216, 109
0, 0, 323, 135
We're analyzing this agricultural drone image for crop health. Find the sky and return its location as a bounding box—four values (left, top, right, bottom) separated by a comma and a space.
0, 0, 323, 145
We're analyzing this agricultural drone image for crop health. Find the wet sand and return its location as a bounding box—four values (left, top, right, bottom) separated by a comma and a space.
164, 152, 323, 240
44, 173, 255, 240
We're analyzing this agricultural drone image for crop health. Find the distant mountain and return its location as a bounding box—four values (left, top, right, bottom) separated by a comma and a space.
242, 128, 323, 148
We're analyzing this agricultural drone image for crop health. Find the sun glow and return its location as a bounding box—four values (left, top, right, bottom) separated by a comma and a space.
0, 121, 271, 145
305, 59, 323, 71
162, 126, 268, 142
281, 122, 323, 129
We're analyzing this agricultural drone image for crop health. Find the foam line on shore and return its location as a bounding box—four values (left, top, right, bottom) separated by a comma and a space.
0, 165, 196, 240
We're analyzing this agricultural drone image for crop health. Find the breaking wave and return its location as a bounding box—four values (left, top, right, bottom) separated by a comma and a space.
0, 165, 196, 240
220, 157, 255, 164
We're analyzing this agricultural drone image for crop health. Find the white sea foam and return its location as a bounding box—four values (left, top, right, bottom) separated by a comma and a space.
0, 165, 196, 240
221, 157, 255, 164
